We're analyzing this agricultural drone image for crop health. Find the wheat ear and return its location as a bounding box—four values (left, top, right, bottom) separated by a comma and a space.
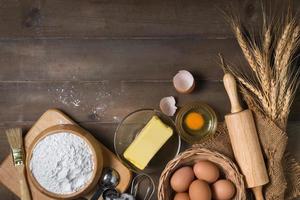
263, 28, 272, 55
277, 25, 300, 109
236, 75, 272, 115
274, 23, 293, 69
279, 25, 299, 69
253, 44, 270, 93
234, 27, 258, 73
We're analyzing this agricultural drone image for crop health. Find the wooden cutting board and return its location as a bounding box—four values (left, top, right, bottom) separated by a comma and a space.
0, 109, 132, 200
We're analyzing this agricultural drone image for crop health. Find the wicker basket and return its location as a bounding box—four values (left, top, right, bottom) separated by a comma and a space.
158, 148, 246, 200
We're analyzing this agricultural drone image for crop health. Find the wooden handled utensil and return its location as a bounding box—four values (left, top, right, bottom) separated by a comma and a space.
6, 128, 32, 200
223, 73, 269, 200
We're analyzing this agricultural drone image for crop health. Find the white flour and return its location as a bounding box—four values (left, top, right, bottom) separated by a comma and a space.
30, 132, 94, 194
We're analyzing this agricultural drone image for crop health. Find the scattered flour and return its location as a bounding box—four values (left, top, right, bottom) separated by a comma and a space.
30, 132, 94, 194
55, 86, 81, 107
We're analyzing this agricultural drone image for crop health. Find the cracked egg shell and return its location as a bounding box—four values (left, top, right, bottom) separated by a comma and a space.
173, 70, 195, 94
160, 96, 177, 116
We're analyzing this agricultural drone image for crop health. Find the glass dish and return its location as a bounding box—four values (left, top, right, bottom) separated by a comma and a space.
114, 109, 181, 174
175, 102, 217, 144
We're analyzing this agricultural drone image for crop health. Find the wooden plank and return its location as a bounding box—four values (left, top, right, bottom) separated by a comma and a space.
0, 81, 299, 125
6, 0, 299, 39
0, 38, 244, 81
0, 130, 11, 162
0, 186, 18, 200
0, 81, 229, 124
0, 0, 297, 39
0, 0, 245, 39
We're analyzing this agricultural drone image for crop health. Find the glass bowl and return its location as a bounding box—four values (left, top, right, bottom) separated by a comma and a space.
175, 102, 217, 144
114, 109, 181, 174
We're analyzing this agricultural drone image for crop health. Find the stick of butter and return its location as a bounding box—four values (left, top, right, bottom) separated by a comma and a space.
123, 115, 173, 170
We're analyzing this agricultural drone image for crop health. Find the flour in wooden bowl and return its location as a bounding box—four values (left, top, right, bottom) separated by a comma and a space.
30, 132, 94, 194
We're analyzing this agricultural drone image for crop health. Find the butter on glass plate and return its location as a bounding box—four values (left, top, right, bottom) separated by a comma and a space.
114, 109, 181, 174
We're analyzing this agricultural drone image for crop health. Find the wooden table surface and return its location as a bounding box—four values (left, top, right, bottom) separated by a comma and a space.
0, 0, 299, 199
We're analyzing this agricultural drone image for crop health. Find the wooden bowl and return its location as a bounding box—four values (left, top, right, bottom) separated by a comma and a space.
26, 124, 103, 199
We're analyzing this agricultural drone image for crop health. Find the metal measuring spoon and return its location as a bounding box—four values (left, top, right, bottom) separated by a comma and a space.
91, 168, 120, 200
103, 188, 135, 200
103, 188, 120, 200
104, 174, 154, 200
104, 192, 135, 200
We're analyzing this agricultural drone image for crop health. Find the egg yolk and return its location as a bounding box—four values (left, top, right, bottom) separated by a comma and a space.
184, 112, 205, 130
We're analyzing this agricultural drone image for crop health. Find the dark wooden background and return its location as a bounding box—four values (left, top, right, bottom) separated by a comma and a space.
0, 0, 299, 199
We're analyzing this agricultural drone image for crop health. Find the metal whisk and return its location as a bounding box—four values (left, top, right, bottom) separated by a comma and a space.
130, 174, 155, 200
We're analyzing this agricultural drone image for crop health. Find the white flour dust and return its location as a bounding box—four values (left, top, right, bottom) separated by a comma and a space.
48, 84, 112, 118
47, 83, 124, 121
30, 132, 94, 194
55, 86, 81, 107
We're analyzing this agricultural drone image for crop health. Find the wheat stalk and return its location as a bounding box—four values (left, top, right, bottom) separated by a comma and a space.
234, 26, 272, 97
274, 23, 293, 69
263, 28, 272, 55
262, 27, 272, 92
234, 27, 259, 73
279, 89, 292, 124
253, 45, 271, 93
221, 3, 300, 200
238, 76, 272, 117
224, 2, 300, 127
270, 78, 278, 119
279, 26, 299, 69
277, 26, 300, 111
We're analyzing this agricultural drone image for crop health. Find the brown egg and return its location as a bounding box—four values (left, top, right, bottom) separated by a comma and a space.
212, 179, 236, 200
174, 193, 190, 200
189, 180, 211, 200
193, 161, 219, 183
170, 166, 195, 192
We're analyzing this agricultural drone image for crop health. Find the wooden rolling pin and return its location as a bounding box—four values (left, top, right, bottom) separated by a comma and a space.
223, 73, 269, 200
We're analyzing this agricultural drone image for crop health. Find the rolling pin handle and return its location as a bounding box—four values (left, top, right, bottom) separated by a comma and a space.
223, 73, 243, 113
252, 186, 264, 200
